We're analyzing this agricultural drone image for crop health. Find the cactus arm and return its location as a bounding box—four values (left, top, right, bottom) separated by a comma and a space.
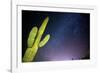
27, 27, 38, 48
39, 34, 50, 48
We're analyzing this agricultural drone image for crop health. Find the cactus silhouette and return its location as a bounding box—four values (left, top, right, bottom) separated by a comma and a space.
23, 17, 50, 62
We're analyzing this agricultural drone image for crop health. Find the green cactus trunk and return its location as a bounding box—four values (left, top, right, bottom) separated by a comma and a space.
23, 17, 50, 62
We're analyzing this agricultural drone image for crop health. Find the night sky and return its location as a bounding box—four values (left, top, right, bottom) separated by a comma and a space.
22, 10, 90, 62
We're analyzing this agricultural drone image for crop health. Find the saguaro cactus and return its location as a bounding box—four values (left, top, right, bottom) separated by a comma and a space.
23, 17, 50, 62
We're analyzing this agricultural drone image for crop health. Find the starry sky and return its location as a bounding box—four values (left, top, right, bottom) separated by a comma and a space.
22, 10, 90, 62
